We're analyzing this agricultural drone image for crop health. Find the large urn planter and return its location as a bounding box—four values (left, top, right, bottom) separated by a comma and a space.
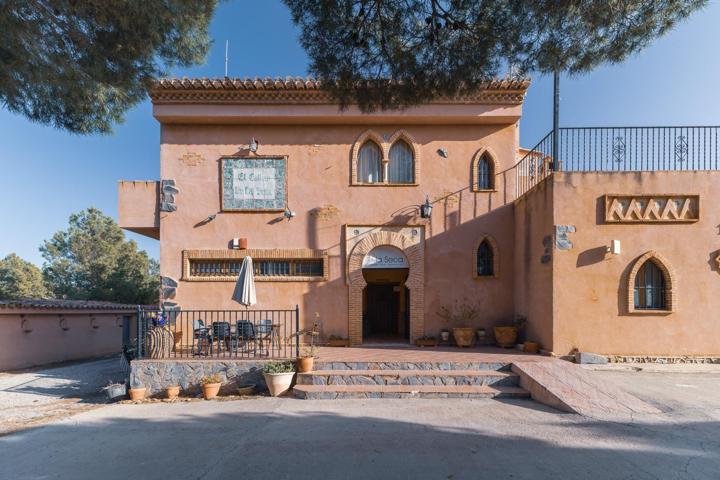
452, 327, 475, 347
494, 326, 518, 348
200, 373, 222, 400
262, 361, 296, 397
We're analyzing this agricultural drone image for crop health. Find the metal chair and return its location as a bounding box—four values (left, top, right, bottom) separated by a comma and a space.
257, 319, 281, 356
232, 320, 257, 355
192, 319, 210, 356
210, 322, 231, 354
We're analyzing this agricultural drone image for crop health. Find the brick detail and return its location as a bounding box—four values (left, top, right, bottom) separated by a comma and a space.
626, 250, 677, 314
347, 231, 425, 345
471, 234, 500, 279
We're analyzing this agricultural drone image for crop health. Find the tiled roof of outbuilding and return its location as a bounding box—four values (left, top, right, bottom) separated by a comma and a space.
0, 299, 141, 310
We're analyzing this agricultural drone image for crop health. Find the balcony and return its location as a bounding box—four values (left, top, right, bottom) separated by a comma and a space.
515, 126, 720, 197
118, 181, 159, 239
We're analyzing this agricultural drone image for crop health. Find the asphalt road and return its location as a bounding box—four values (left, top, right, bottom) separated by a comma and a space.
1, 366, 719, 480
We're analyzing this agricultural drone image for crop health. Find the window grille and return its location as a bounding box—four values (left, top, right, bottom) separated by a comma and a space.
634, 260, 667, 310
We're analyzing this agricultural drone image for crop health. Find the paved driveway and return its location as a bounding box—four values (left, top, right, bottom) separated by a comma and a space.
0, 356, 125, 435
2, 366, 719, 480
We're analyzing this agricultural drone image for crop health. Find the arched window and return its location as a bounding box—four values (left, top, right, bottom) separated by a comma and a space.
357, 140, 382, 183
388, 140, 414, 183
634, 260, 667, 310
477, 154, 493, 190
476, 240, 494, 277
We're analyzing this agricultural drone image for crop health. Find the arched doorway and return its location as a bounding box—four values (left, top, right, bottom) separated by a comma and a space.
362, 246, 410, 343
347, 230, 424, 345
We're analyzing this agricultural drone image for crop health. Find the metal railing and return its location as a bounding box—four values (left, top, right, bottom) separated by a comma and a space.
515, 126, 720, 197
135, 307, 300, 360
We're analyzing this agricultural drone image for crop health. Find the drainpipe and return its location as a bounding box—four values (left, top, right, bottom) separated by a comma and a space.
552, 70, 560, 172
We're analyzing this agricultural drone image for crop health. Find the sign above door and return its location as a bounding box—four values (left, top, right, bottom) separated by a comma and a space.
362, 246, 409, 269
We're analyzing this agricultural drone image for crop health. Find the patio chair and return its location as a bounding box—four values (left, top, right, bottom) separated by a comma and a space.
210, 322, 231, 354
257, 319, 281, 356
231, 320, 257, 355
297, 321, 321, 347
192, 319, 210, 356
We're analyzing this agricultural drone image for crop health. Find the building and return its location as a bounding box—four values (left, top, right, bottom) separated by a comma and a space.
119, 77, 720, 358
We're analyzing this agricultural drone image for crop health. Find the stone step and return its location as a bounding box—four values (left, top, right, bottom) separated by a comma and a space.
293, 384, 530, 400
297, 370, 519, 387
314, 362, 513, 371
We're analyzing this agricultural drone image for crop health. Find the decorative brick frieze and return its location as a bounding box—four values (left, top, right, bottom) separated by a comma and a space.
179, 152, 205, 166
605, 194, 699, 223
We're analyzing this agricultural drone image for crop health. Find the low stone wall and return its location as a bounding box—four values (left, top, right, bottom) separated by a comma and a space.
130, 359, 272, 396
608, 355, 720, 364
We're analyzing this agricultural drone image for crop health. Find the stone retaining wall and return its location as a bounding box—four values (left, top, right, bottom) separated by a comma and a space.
130, 360, 271, 396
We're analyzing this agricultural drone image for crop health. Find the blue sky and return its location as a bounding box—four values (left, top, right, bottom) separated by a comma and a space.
1, 0, 718, 266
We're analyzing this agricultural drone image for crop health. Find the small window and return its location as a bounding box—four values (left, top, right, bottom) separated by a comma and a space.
189, 259, 324, 279
476, 240, 494, 276
357, 141, 382, 183
477, 154, 493, 190
634, 260, 667, 310
388, 140, 414, 183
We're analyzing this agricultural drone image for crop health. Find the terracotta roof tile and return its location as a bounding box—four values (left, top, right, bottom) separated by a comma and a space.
0, 299, 142, 310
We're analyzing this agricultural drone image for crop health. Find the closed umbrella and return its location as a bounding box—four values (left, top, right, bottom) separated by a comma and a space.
232, 256, 257, 308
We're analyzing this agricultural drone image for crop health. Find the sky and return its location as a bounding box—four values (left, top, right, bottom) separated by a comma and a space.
1, 0, 719, 266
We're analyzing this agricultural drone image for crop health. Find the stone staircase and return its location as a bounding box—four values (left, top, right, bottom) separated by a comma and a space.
293, 361, 530, 399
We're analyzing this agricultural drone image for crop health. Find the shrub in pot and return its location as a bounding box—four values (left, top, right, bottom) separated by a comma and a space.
297, 346, 318, 373
166, 385, 181, 400
262, 361, 296, 397
200, 373, 222, 400
437, 299, 480, 347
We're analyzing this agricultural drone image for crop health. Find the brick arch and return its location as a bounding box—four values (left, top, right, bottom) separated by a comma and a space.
347, 230, 424, 344
387, 129, 421, 184
351, 129, 385, 184
627, 250, 676, 313
472, 234, 499, 279
471, 146, 499, 192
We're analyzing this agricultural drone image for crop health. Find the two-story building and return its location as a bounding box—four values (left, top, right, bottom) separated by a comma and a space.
119, 77, 720, 358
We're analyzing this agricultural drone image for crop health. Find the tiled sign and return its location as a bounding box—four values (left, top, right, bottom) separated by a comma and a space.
221, 157, 287, 211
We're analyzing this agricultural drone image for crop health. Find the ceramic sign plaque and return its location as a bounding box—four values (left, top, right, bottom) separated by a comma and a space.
221, 157, 287, 211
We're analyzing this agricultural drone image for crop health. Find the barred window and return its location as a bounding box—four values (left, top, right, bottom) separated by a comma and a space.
477, 154, 493, 190
476, 240, 494, 276
634, 260, 667, 310
189, 258, 324, 279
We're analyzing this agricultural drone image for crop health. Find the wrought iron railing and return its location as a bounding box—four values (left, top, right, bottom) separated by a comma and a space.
515, 126, 720, 197
135, 307, 300, 360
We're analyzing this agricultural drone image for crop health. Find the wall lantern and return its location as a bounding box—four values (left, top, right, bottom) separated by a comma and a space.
419, 196, 433, 219
283, 208, 296, 221
249, 137, 259, 153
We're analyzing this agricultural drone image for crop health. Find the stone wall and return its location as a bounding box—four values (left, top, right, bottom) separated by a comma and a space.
130, 359, 272, 396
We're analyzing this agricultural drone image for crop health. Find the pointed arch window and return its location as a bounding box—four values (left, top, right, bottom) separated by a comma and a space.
476, 240, 494, 277
477, 154, 493, 190
388, 140, 414, 184
357, 140, 382, 183
634, 260, 667, 310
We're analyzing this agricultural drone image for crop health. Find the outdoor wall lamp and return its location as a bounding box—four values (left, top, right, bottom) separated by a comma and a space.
249, 137, 259, 153
283, 208, 296, 221
608, 239, 621, 255
204, 214, 216, 223
419, 195, 433, 219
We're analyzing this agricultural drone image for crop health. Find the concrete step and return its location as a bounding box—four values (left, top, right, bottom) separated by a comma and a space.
314, 362, 513, 371
293, 384, 530, 399
297, 370, 520, 387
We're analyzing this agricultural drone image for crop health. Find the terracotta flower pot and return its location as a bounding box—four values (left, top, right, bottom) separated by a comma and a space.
166, 386, 181, 400
523, 341, 540, 354
415, 338, 438, 347
494, 326, 518, 348
263, 372, 295, 397
202, 382, 221, 400
296, 356, 314, 373
128, 387, 146, 401
452, 327, 475, 347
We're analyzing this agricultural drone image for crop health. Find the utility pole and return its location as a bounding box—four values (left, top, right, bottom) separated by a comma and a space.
552, 70, 560, 171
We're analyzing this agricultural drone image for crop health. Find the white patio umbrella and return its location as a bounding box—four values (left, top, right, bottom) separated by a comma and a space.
232, 256, 257, 308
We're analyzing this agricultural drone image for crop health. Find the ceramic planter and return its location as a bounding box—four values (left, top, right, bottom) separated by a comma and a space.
263, 372, 295, 397
440, 330, 450, 342
128, 387, 146, 401
523, 341, 540, 354
104, 384, 126, 401
494, 326, 519, 348
201, 382, 221, 400
415, 338, 438, 347
166, 386, 181, 400
328, 338, 349, 347
296, 356, 314, 373
452, 327, 475, 347
237, 384, 256, 396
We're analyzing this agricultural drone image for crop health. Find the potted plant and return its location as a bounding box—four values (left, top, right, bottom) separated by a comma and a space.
297, 346, 318, 373
262, 361, 296, 397
476, 328, 487, 344
166, 385, 181, 400
439, 329, 450, 343
128, 386, 146, 401
437, 300, 480, 348
523, 341, 540, 353
415, 336, 438, 347
103, 382, 127, 401
200, 373, 222, 400
494, 316, 526, 348
328, 335, 349, 347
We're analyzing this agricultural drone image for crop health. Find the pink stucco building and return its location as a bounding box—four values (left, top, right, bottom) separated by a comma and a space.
119, 77, 720, 358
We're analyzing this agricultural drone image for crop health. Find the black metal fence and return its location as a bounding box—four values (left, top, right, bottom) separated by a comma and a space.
515, 126, 720, 197
135, 307, 300, 360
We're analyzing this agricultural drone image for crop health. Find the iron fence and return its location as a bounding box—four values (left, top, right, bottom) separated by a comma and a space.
515, 126, 720, 197
135, 307, 300, 360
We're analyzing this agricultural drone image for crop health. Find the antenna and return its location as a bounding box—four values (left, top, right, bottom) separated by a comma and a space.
224, 40, 229, 78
